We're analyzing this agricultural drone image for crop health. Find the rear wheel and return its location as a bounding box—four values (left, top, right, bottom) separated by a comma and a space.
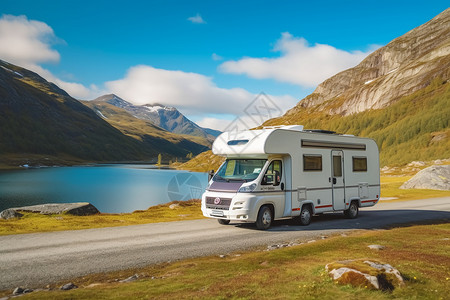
345, 201, 359, 219
217, 219, 230, 225
256, 205, 273, 230
299, 205, 312, 226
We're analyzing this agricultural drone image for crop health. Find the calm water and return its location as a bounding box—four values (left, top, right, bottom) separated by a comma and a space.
0, 165, 208, 213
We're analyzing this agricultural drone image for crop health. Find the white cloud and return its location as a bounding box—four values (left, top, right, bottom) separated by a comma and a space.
187, 13, 206, 24
212, 53, 223, 61
0, 14, 60, 65
196, 117, 230, 131
219, 32, 377, 88
105, 65, 297, 124
0, 14, 96, 99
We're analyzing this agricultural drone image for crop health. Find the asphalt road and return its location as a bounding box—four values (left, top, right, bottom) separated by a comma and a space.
0, 197, 449, 290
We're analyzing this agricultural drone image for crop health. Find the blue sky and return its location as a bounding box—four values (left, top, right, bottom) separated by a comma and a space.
1, 1, 448, 130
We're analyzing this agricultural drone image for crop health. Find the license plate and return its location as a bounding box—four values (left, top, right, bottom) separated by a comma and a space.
211, 210, 224, 217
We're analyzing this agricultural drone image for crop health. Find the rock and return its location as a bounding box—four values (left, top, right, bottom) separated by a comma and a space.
6, 203, 100, 216
12, 287, 24, 295
60, 282, 78, 290
407, 161, 426, 167
326, 259, 404, 291
119, 274, 139, 283
169, 204, 180, 209
400, 165, 450, 190
0, 209, 23, 220
368, 244, 386, 250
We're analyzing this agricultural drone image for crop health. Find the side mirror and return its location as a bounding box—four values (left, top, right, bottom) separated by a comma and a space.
208, 170, 215, 181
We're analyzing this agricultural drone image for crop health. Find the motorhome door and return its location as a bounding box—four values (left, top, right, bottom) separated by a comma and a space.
331, 150, 346, 210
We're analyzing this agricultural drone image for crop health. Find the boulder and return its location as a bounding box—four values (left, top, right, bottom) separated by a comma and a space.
0, 209, 23, 220
119, 274, 139, 283
368, 244, 386, 250
400, 165, 450, 190
326, 259, 404, 291
60, 283, 77, 290
6, 203, 100, 216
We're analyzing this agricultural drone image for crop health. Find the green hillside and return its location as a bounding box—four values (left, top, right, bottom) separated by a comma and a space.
0, 60, 208, 167
264, 78, 450, 166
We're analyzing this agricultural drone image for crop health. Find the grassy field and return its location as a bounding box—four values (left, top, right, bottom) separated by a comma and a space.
5, 222, 449, 299
0, 200, 204, 236
380, 176, 450, 201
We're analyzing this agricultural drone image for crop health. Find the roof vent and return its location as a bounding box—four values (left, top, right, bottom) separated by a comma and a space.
262, 125, 304, 131
304, 129, 336, 134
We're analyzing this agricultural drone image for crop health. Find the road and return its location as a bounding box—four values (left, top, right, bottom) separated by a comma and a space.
0, 197, 449, 290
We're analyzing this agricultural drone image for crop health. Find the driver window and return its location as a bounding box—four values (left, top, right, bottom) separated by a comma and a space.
262, 160, 282, 186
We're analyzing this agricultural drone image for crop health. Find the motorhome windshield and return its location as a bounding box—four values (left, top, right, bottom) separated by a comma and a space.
214, 159, 266, 182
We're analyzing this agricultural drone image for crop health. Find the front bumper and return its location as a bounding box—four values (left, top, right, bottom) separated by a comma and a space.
201, 191, 258, 222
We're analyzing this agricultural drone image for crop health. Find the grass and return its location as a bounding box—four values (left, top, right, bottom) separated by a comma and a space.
5, 222, 449, 299
0, 200, 204, 236
380, 176, 450, 201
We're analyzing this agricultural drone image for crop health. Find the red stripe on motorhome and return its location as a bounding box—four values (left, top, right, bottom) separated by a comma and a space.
315, 205, 333, 209
361, 199, 378, 203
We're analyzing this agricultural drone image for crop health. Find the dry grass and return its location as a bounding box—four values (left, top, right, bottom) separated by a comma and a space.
0, 200, 204, 235
380, 176, 450, 201
6, 222, 449, 299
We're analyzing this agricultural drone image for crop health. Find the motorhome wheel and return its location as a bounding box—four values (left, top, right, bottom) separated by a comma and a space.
299, 205, 312, 226
345, 201, 359, 219
256, 206, 272, 230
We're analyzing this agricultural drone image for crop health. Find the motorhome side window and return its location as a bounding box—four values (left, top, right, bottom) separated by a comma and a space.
303, 155, 322, 171
352, 156, 368, 172
262, 160, 282, 185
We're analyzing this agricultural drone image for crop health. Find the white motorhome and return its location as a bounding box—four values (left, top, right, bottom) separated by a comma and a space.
201, 125, 380, 230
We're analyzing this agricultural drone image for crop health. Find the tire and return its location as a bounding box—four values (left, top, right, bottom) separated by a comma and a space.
345, 201, 359, 219
299, 205, 312, 226
217, 219, 230, 225
256, 205, 273, 230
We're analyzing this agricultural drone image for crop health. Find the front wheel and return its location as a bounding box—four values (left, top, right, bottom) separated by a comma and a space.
344, 201, 359, 219
218, 219, 230, 225
299, 205, 312, 226
256, 206, 273, 230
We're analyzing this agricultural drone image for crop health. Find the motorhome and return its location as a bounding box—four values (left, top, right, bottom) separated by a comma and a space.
201, 125, 380, 230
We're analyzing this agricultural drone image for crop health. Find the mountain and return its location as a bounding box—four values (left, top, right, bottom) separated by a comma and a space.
93, 94, 221, 141
263, 8, 450, 166
0, 60, 207, 167
279, 8, 450, 117
83, 100, 210, 156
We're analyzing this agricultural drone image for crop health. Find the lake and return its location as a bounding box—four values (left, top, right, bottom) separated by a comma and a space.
0, 165, 208, 213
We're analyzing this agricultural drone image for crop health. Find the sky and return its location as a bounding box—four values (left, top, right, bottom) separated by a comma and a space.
1, 0, 448, 130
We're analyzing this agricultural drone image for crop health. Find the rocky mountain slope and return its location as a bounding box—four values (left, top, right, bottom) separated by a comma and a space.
263, 8, 450, 166
0, 60, 207, 166
277, 8, 450, 117
93, 94, 221, 141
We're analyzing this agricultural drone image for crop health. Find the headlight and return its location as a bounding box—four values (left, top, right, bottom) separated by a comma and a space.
238, 183, 257, 193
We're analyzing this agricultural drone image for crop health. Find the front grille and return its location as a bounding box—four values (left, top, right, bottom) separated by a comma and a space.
206, 197, 232, 210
